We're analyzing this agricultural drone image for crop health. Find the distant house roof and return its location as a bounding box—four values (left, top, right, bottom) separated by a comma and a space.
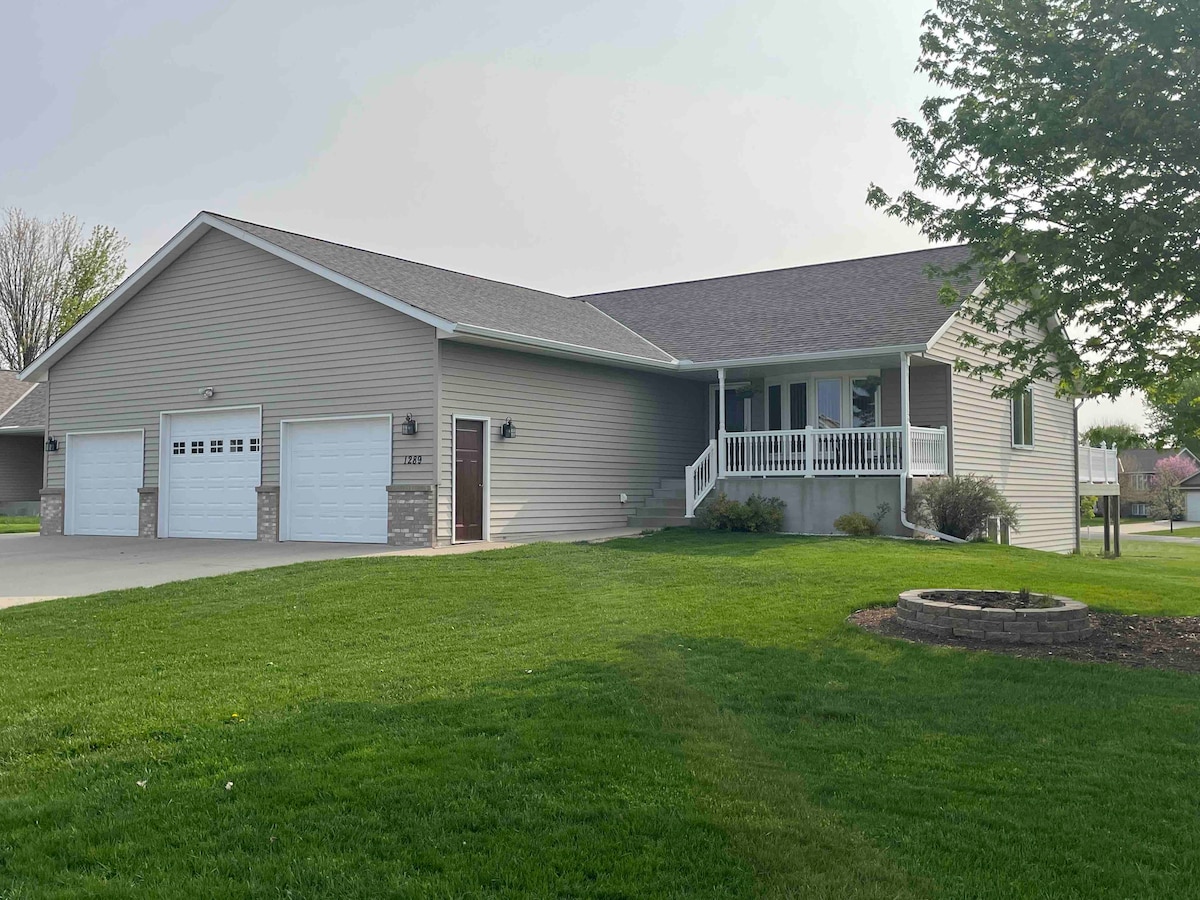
1180, 471, 1200, 489
0, 380, 45, 432
1118, 448, 1199, 473
579, 245, 977, 363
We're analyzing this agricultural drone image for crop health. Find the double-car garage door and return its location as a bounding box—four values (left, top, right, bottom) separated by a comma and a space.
66, 411, 391, 543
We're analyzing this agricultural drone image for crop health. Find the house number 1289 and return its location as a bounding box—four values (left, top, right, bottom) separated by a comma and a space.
403, 455, 423, 465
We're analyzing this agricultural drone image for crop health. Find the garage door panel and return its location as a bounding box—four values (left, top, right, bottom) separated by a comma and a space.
164, 408, 260, 539
1188, 492, 1200, 522
67, 432, 142, 536
283, 417, 390, 543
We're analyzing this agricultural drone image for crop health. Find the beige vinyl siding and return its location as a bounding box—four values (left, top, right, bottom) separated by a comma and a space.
46, 229, 436, 490
0, 435, 43, 503
927, 314, 1076, 552
437, 342, 707, 540
880, 363, 951, 429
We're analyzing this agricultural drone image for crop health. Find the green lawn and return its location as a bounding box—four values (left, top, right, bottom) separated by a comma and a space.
1143, 525, 1200, 537
2, 534, 1198, 898
0, 515, 39, 534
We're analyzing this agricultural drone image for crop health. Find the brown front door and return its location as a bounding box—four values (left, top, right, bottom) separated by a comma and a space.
454, 419, 485, 541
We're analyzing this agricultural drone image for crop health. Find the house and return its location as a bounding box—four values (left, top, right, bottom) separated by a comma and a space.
0, 374, 45, 516
1116, 448, 1200, 517
1178, 471, 1200, 522
18, 212, 1116, 553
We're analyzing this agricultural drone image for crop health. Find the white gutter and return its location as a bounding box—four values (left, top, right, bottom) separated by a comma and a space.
677, 343, 929, 371
897, 350, 966, 544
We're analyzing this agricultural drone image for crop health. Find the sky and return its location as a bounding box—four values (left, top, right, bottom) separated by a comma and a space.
2, 0, 1146, 429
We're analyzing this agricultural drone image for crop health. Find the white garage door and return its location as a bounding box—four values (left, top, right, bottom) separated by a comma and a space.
66, 431, 143, 536
282, 416, 391, 543
164, 408, 261, 539
1188, 492, 1200, 523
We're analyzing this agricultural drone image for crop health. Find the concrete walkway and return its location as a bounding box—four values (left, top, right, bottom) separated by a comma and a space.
0, 528, 642, 610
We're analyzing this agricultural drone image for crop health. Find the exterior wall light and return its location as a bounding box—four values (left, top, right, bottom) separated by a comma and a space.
45, 435, 59, 452
199, 387, 216, 400
500, 418, 516, 439
401, 413, 418, 435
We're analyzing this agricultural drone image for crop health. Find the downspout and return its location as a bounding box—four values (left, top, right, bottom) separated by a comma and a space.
897, 351, 966, 544
1073, 398, 1083, 554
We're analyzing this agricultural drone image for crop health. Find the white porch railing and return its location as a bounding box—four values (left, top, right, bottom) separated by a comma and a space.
910, 426, 949, 476
718, 426, 949, 478
1079, 443, 1120, 485
685, 439, 718, 517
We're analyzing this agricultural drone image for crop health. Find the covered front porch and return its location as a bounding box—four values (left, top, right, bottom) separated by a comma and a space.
683, 351, 951, 518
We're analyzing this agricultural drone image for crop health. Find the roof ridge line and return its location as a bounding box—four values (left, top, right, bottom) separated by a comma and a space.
573, 243, 972, 299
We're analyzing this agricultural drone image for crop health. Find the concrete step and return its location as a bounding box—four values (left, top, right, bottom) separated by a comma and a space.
657, 478, 685, 491
650, 486, 686, 500
636, 501, 686, 517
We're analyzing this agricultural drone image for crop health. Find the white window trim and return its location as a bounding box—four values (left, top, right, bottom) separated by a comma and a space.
64, 428, 146, 536
1011, 386, 1035, 450
451, 414, 491, 544
278, 413, 393, 543
762, 370, 881, 431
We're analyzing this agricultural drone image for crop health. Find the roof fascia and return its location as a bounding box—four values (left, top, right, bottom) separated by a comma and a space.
0, 383, 37, 421
675, 343, 928, 371
445, 324, 679, 372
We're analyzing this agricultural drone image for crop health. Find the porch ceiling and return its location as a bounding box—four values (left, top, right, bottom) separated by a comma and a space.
676, 352, 949, 382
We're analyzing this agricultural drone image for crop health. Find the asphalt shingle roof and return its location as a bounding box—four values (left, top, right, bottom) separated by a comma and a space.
0, 380, 46, 430
578, 245, 977, 363
0, 372, 28, 415
211, 214, 673, 363
1118, 448, 1193, 474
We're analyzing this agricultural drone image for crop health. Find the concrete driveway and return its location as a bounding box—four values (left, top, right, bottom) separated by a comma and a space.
0, 528, 642, 609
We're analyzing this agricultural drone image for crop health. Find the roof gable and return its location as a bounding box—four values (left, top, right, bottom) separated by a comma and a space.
1118, 447, 1198, 473
0, 381, 45, 431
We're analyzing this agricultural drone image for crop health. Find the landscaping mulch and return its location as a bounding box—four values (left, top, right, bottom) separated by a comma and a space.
852, 606, 1200, 674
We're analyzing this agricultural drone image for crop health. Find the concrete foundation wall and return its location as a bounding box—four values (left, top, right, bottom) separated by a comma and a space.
718, 476, 904, 535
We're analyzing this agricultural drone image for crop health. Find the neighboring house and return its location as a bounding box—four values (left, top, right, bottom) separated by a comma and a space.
18, 212, 1113, 553
1178, 471, 1200, 522
0, 373, 46, 515
1116, 448, 1200, 517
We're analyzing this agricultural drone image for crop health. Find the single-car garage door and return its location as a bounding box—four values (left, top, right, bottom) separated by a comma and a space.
66, 430, 143, 536
163, 408, 261, 539
281, 416, 391, 543
1188, 492, 1200, 523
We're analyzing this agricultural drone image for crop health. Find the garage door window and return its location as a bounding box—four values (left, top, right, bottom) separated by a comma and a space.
230, 439, 243, 452
191, 441, 204, 454
173, 442, 185, 455
210, 439, 223, 453
250, 438, 260, 452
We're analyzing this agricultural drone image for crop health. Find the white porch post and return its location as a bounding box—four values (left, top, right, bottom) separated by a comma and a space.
717, 367, 727, 476
900, 352, 911, 476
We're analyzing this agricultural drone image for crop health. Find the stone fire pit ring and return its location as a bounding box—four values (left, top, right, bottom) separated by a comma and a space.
896, 590, 1093, 644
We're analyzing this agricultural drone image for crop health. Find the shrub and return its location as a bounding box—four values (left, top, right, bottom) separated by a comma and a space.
696, 492, 785, 533
910, 475, 1019, 540
833, 512, 876, 536
834, 503, 893, 537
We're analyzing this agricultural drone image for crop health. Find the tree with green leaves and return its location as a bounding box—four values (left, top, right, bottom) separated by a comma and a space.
1080, 420, 1148, 450
1147, 375, 1200, 457
0, 209, 128, 371
868, 0, 1200, 399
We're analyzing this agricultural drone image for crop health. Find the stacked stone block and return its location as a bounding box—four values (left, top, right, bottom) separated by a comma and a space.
896, 590, 1093, 644
387, 484, 434, 548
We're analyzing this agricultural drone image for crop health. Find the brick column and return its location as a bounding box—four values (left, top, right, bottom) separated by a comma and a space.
256, 485, 280, 542
137, 487, 158, 538
387, 484, 434, 548
39, 488, 64, 536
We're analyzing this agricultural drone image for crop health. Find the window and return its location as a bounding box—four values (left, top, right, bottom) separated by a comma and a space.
1011, 387, 1034, 447
230, 439, 244, 452
1132, 503, 1147, 517
788, 383, 807, 429
1131, 473, 1150, 491
172, 441, 186, 455
190, 441, 204, 454
816, 379, 841, 429
851, 376, 880, 428
249, 438, 261, 453
767, 384, 782, 431
210, 439, 223, 453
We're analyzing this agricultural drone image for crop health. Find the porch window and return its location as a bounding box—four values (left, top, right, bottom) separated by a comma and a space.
1012, 386, 1034, 447
712, 386, 751, 435
767, 384, 782, 431
851, 376, 880, 428
789, 383, 807, 429
816, 378, 841, 428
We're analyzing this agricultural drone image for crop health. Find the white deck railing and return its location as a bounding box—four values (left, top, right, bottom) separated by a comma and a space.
910, 426, 950, 476
685, 439, 718, 517
1079, 443, 1120, 485
719, 425, 949, 478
